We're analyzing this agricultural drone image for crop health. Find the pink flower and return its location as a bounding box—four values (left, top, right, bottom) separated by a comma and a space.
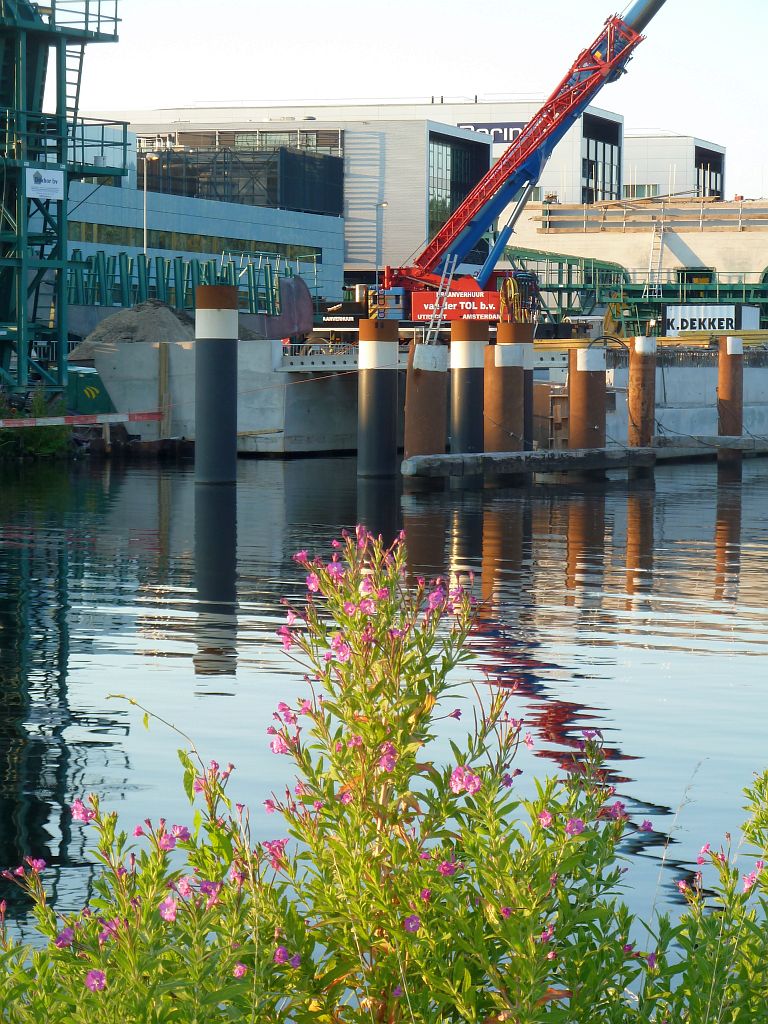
379, 742, 398, 772
743, 871, 759, 893
176, 876, 194, 898
71, 799, 95, 824
438, 860, 458, 877
277, 625, 293, 651
697, 842, 711, 864
233, 962, 247, 978
277, 702, 297, 725
523, 733, 534, 750
347, 734, 363, 748
327, 562, 345, 582
313, 800, 324, 811
647, 952, 657, 970
54, 927, 75, 948
171, 825, 190, 841
500, 906, 511, 918
273, 946, 290, 964
263, 799, 278, 814
132, 825, 144, 837
426, 588, 446, 612
85, 969, 106, 991
289, 953, 301, 968
538, 810, 553, 827
609, 801, 627, 821
403, 914, 421, 933
263, 839, 288, 870
158, 835, 176, 852
677, 880, 688, 893
450, 766, 468, 794
640, 820, 653, 832
338, 791, 353, 805
159, 896, 178, 922
540, 924, 555, 943
359, 598, 375, 615
25, 858, 46, 873
306, 572, 320, 593
193, 777, 204, 793
270, 734, 290, 755
292, 550, 309, 564
420, 888, 432, 902
230, 867, 244, 887
448, 708, 462, 720
565, 818, 585, 836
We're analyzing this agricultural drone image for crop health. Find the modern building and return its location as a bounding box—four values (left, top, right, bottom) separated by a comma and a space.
119, 114, 493, 283
623, 131, 725, 200
67, 133, 346, 304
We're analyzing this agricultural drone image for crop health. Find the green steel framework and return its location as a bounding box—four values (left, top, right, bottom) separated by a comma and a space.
504, 245, 768, 335
0, 0, 127, 392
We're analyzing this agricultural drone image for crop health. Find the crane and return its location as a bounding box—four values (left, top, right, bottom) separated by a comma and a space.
383, 0, 668, 310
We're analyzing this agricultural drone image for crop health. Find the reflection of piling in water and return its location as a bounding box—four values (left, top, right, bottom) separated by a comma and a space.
447, 495, 484, 585
625, 486, 655, 599
714, 483, 742, 602
480, 500, 526, 609
194, 483, 238, 676
565, 492, 606, 600
401, 497, 449, 580
356, 478, 400, 548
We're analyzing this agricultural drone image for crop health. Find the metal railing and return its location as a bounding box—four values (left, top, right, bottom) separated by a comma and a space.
0, 109, 127, 170
22, 1, 120, 36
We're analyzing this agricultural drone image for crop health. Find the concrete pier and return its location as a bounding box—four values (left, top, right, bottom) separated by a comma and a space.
484, 322, 526, 453
357, 318, 399, 478
568, 347, 607, 450
450, 321, 488, 454
404, 341, 448, 458
717, 336, 744, 478
628, 337, 657, 448
195, 285, 239, 484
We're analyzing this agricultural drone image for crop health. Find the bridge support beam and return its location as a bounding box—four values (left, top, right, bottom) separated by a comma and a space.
484, 322, 527, 452
717, 336, 744, 479
568, 347, 606, 451
404, 341, 448, 459
450, 320, 488, 454
358, 318, 400, 478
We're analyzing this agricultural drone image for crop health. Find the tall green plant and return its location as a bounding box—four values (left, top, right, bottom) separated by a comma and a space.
0, 527, 766, 1022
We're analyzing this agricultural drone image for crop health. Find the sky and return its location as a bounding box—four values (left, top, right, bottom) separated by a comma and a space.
80, 0, 768, 199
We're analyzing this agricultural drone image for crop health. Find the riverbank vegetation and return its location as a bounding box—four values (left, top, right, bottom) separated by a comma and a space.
1, 528, 766, 1021
0, 390, 71, 459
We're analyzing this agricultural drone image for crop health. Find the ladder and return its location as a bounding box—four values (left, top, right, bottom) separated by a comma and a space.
423, 253, 457, 345
65, 42, 85, 132
642, 207, 665, 301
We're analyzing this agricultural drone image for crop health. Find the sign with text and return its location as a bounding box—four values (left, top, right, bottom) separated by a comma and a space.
411, 290, 500, 322
664, 304, 760, 336
456, 121, 526, 145
26, 167, 65, 201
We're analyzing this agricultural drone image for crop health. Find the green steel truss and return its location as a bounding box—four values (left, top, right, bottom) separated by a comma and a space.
0, 0, 127, 392
504, 245, 768, 334
67, 249, 284, 316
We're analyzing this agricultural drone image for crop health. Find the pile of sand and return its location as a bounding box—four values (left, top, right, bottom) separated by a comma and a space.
69, 299, 264, 362
69, 301, 196, 361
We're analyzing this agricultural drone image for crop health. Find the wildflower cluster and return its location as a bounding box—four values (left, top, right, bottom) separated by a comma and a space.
0, 527, 767, 1022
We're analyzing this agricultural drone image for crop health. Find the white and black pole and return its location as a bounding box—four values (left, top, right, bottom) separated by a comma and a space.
195, 285, 239, 484
357, 318, 400, 477
450, 320, 488, 453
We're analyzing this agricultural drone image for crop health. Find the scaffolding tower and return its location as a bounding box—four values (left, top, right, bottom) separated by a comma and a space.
0, 0, 127, 393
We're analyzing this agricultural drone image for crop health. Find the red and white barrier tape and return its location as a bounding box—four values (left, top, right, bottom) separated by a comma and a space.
0, 411, 161, 430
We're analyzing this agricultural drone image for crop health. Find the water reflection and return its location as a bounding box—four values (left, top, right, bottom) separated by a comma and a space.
0, 458, 767, 924
194, 484, 238, 677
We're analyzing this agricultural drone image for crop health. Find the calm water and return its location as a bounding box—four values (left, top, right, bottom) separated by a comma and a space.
1, 457, 767, 932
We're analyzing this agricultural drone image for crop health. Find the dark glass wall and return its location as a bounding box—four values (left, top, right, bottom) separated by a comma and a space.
140, 147, 343, 217
581, 114, 621, 203
428, 131, 490, 262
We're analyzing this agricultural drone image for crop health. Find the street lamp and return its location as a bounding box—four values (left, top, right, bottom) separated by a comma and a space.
375, 200, 388, 289
142, 151, 160, 257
